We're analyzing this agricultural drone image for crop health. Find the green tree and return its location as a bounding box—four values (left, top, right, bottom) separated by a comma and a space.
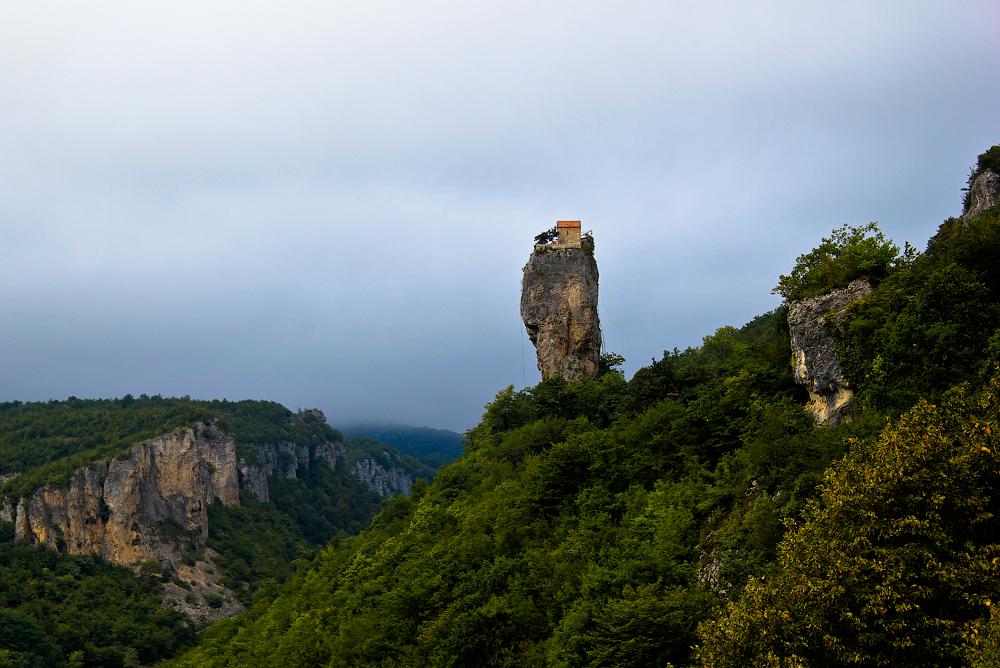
698, 376, 1000, 667
534, 227, 558, 244
773, 222, 901, 301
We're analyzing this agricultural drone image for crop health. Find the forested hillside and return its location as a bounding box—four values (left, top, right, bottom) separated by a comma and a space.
0, 399, 437, 666
339, 424, 465, 468
171, 148, 1000, 667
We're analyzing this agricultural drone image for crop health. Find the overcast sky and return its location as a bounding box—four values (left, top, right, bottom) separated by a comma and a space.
1, 1, 998, 431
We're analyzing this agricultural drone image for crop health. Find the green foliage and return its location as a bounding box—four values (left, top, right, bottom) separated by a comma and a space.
0, 397, 214, 499
698, 377, 1000, 666
597, 351, 625, 376
206, 495, 310, 601
773, 222, 901, 301
172, 187, 1000, 666
977, 145, 1000, 175
0, 536, 194, 667
837, 210, 1000, 414
343, 437, 436, 482
170, 308, 863, 668
535, 226, 558, 244
0, 397, 341, 500
68, 154, 1000, 665
338, 424, 465, 468
207, 453, 389, 603
0, 396, 383, 663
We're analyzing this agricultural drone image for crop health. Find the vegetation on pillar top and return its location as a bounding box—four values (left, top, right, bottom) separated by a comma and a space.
533, 225, 594, 255
534, 226, 558, 244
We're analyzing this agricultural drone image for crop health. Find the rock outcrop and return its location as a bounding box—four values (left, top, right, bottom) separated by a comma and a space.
11, 423, 245, 622
964, 169, 1000, 220
353, 457, 412, 497
5, 418, 353, 624
521, 245, 602, 381
0, 406, 428, 623
13, 424, 238, 564
237, 440, 344, 503
788, 279, 872, 424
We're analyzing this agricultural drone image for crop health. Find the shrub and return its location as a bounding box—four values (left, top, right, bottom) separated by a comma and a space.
773, 222, 901, 301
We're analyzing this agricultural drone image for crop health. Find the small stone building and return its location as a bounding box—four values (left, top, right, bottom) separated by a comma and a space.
556, 220, 582, 248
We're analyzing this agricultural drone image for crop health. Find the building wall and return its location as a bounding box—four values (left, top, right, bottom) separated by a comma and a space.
557, 227, 582, 247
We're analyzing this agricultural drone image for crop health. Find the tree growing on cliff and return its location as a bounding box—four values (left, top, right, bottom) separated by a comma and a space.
773, 222, 903, 301
534, 226, 558, 244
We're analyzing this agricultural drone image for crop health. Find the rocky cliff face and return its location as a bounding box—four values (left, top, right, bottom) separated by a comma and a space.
11, 422, 244, 622
5, 418, 355, 624
964, 169, 1000, 219
787, 279, 872, 424
521, 246, 602, 381
353, 457, 412, 497
13, 424, 238, 563
237, 440, 343, 503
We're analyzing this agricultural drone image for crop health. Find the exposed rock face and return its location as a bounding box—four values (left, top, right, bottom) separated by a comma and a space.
0, 475, 15, 522
13, 424, 238, 564
964, 169, 1000, 219
521, 246, 602, 381
11, 423, 245, 622
5, 420, 349, 624
237, 441, 344, 503
353, 457, 412, 497
788, 279, 872, 424
161, 548, 243, 625
0, 405, 425, 623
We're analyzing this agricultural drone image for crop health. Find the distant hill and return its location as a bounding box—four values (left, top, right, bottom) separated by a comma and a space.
338, 423, 465, 468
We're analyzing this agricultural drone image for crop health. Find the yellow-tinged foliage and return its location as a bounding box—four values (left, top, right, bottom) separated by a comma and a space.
698, 376, 1000, 666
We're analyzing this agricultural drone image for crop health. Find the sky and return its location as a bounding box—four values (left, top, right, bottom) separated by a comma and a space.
1, 1, 998, 431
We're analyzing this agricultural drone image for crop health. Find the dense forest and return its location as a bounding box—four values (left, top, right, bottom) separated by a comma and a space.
169, 149, 1000, 666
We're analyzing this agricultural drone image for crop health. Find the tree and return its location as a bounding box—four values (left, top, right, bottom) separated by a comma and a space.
773, 222, 901, 301
698, 376, 1000, 666
598, 352, 625, 376
534, 227, 558, 244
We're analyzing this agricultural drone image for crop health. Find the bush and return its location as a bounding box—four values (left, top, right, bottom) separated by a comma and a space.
773, 222, 901, 301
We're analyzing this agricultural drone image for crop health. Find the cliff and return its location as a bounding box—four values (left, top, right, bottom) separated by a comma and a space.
236, 440, 343, 503
964, 168, 1000, 220
521, 246, 602, 380
353, 457, 413, 496
787, 279, 872, 424
11, 422, 245, 622
3, 415, 389, 624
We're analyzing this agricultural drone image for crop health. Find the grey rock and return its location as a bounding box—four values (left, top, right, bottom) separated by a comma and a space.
8, 417, 348, 625
788, 279, 872, 424
237, 440, 346, 503
353, 457, 412, 497
964, 169, 1000, 220
160, 548, 245, 625
521, 246, 602, 381
0, 501, 12, 524
14, 425, 238, 565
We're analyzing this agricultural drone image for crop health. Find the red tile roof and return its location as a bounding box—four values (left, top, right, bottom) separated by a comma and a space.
556, 220, 581, 228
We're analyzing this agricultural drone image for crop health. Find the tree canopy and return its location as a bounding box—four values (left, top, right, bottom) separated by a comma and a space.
773, 222, 902, 301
